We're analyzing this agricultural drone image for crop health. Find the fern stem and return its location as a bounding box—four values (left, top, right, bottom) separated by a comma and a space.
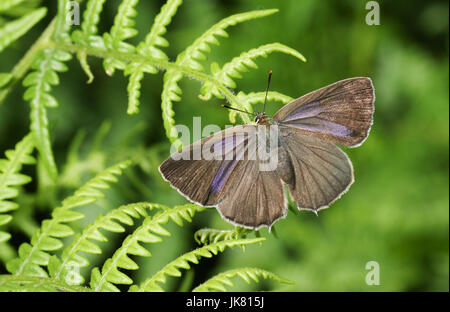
12, 161, 131, 276
15, 213, 59, 276
0, 133, 34, 194
0, 19, 56, 106
92, 204, 204, 291
47, 41, 252, 122
192, 267, 293, 292
0, 274, 91, 292
0, 133, 34, 243
54, 202, 166, 282
133, 238, 265, 292
29, 49, 60, 181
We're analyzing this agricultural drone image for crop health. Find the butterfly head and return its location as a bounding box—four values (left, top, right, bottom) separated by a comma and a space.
254, 112, 271, 125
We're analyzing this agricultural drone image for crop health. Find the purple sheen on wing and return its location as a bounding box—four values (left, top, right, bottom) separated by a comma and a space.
210, 159, 238, 194
283, 101, 322, 122
286, 118, 352, 138
213, 135, 246, 159
210, 136, 249, 194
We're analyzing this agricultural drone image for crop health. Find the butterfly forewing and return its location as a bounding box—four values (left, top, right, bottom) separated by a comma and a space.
273, 77, 374, 147
159, 125, 255, 206
159, 125, 288, 229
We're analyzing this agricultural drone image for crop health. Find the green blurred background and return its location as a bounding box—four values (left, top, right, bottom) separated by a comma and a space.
0, 0, 448, 291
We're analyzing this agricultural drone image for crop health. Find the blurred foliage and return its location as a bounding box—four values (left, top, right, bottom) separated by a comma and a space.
0, 0, 448, 291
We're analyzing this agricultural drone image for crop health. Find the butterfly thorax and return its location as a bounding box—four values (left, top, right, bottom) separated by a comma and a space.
255, 112, 271, 125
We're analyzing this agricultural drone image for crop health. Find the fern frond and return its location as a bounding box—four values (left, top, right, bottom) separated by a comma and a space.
160, 70, 184, 149
179, 9, 279, 72
125, 0, 182, 115
200, 43, 306, 101
238, 90, 294, 106
195, 229, 239, 244
0, 0, 27, 12
160, 9, 278, 146
103, 0, 139, 75
0, 134, 35, 243
90, 203, 204, 291
53, 0, 71, 43
0, 7, 47, 53
79, 0, 106, 37
49, 202, 169, 286
194, 227, 253, 245
24, 47, 72, 181
71, 0, 107, 83
110, 0, 139, 42
125, 69, 145, 115
6, 161, 131, 277
0, 275, 91, 292
130, 237, 265, 292
192, 267, 293, 292
140, 0, 181, 59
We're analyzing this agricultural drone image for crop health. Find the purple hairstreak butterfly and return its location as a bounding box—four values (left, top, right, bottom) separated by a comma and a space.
159, 72, 375, 230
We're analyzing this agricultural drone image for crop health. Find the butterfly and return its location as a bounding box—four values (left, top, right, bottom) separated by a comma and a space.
159, 76, 375, 230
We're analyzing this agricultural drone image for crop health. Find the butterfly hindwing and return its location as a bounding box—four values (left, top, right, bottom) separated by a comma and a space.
213, 136, 287, 229
280, 126, 354, 211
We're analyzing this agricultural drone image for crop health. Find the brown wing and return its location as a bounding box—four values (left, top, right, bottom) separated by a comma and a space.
159, 125, 288, 229
159, 125, 256, 207
213, 137, 287, 229
273, 77, 375, 147
278, 126, 354, 211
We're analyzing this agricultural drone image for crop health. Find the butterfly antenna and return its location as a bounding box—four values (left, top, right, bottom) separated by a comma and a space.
263, 70, 272, 113
221, 104, 255, 116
